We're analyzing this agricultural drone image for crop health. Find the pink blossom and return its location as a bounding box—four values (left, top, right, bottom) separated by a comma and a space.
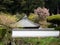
34, 7, 50, 20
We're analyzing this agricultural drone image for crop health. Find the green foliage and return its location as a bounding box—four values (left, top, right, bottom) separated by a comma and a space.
28, 0, 45, 12
0, 26, 6, 40
0, 0, 60, 14
15, 37, 60, 45
47, 14, 60, 30
47, 14, 60, 25
0, 41, 4, 45
55, 27, 60, 31
45, 0, 60, 14
47, 24, 60, 30
28, 13, 39, 23
0, 0, 45, 14
48, 24, 56, 28
15, 13, 25, 21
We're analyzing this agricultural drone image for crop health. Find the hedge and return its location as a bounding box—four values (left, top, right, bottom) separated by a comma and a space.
47, 14, 60, 25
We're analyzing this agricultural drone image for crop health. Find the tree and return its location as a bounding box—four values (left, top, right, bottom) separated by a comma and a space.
0, 13, 18, 45
34, 7, 50, 28
28, 0, 45, 13
45, 0, 60, 15
0, 0, 45, 15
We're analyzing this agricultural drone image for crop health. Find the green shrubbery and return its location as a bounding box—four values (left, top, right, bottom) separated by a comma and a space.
47, 14, 60, 30
55, 27, 60, 30
47, 14, 60, 24
0, 26, 6, 40
28, 13, 39, 23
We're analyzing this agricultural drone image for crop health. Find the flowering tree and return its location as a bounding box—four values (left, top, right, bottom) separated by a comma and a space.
34, 7, 49, 20
34, 7, 50, 28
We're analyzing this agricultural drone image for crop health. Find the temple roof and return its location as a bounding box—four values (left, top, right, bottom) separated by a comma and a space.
10, 15, 39, 27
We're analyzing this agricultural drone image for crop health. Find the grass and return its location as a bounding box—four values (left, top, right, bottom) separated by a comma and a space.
15, 37, 60, 45
0, 37, 60, 45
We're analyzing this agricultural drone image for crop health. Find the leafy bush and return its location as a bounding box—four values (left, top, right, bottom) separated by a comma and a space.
47, 14, 60, 25
0, 13, 25, 28
28, 13, 39, 23
0, 26, 6, 40
0, 13, 18, 26
47, 14, 60, 30
55, 27, 60, 30
15, 13, 25, 21
47, 23, 57, 28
